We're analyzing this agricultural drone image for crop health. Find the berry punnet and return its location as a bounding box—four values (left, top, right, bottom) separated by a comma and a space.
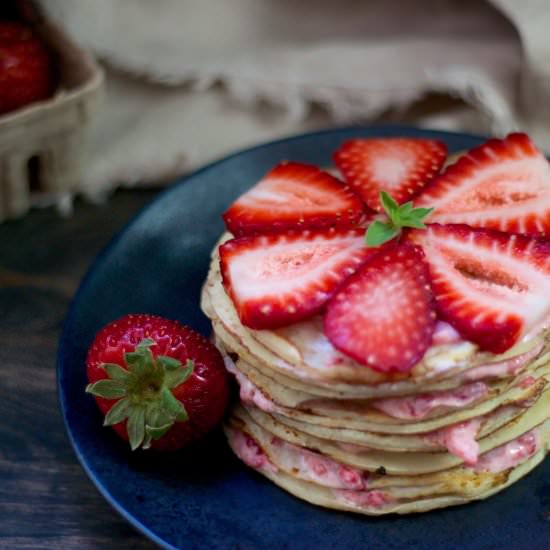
0, 22, 54, 115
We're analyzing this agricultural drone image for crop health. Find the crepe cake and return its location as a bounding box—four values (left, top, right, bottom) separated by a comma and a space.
200, 133, 550, 514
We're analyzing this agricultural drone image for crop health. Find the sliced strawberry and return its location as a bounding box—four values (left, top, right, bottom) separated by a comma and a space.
408, 224, 550, 353
333, 138, 447, 212
219, 228, 377, 329
223, 162, 367, 236
324, 243, 436, 373
417, 133, 550, 237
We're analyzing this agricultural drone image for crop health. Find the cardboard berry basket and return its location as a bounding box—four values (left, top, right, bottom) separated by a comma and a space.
0, 0, 104, 222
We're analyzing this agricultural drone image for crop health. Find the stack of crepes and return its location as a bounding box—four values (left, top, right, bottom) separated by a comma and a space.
200, 133, 550, 515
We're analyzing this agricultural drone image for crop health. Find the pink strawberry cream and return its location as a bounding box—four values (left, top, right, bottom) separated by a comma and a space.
223, 356, 278, 414
474, 430, 540, 473
424, 418, 482, 465
517, 375, 537, 390
432, 321, 462, 345
334, 489, 391, 509
371, 381, 488, 420
459, 342, 544, 383
229, 429, 277, 472
231, 427, 368, 490
266, 434, 368, 490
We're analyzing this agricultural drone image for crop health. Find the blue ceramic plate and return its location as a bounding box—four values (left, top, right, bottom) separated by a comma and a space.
58, 126, 550, 550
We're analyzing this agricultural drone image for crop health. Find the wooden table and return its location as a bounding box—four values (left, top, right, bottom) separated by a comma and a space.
0, 190, 160, 549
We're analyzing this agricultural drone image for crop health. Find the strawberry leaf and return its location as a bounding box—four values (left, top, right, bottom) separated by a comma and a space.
126, 352, 154, 379
142, 432, 153, 450
102, 363, 129, 381
127, 405, 146, 451
175, 406, 189, 423
145, 402, 172, 429
164, 360, 194, 389
157, 355, 182, 371
161, 387, 188, 421
85, 379, 128, 399
145, 422, 172, 440
136, 337, 156, 350
124, 351, 148, 377
103, 397, 131, 426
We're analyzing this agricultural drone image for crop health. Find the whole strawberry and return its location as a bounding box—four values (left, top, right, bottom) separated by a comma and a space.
86, 314, 230, 451
0, 21, 53, 115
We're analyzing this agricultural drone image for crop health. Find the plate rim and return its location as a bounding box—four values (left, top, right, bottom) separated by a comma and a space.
56, 124, 491, 549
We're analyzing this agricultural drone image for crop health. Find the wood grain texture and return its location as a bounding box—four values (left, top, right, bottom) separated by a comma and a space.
0, 191, 160, 549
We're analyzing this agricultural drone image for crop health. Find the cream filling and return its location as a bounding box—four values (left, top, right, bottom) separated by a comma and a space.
424, 418, 482, 465
224, 355, 278, 414
371, 381, 488, 420
228, 427, 278, 473
227, 421, 541, 513
474, 429, 540, 473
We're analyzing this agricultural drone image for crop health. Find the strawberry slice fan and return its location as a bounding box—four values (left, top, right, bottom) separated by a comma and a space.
202, 132, 550, 516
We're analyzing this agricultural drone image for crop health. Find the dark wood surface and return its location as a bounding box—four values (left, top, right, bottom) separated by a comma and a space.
0, 190, 161, 549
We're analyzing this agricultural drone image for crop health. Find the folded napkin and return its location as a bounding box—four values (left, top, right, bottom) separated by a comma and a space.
38, 0, 550, 198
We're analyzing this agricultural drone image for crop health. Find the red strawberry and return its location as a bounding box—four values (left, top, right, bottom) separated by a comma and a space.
333, 138, 447, 211
408, 224, 550, 353
0, 22, 54, 115
86, 314, 229, 451
222, 162, 367, 236
416, 133, 550, 237
219, 228, 378, 329
324, 243, 436, 373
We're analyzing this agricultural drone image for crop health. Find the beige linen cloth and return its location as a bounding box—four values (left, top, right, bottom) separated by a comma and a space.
38, 0, 550, 198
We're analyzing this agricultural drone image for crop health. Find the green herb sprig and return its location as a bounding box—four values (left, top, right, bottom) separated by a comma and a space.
365, 191, 433, 247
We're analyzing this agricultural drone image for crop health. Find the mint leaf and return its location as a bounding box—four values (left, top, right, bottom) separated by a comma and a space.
399, 217, 428, 229
410, 207, 434, 218
365, 221, 400, 247
364, 192, 435, 247
399, 201, 414, 216
380, 191, 399, 221
399, 206, 434, 229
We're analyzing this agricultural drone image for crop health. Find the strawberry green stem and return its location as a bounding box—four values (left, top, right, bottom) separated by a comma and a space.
86, 339, 194, 450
